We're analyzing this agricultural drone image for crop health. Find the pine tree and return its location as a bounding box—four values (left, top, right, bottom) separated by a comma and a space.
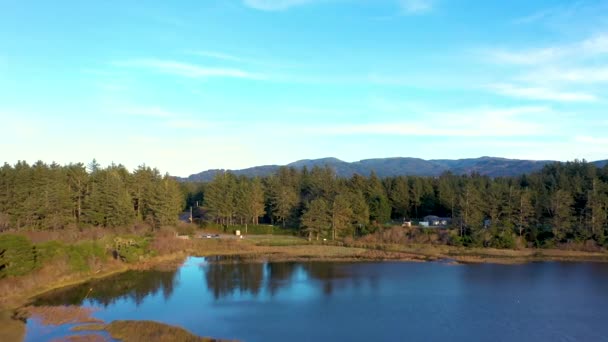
301, 198, 331, 241
515, 189, 534, 237
347, 190, 369, 236
389, 176, 410, 219
586, 179, 607, 243
549, 189, 574, 242
438, 174, 458, 221
458, 182, 484, 239
366, 172, 391, 224
331, 194, 353, 240
204, 172, 237, 226
272, 185, 298, 228
67, 163, 88, 224
250, 178, 266, 225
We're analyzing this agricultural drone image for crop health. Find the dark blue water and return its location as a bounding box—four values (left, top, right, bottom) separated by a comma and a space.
27, 257, 608, 342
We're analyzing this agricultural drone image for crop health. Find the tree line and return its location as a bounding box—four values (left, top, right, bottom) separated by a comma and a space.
184, 161, 608, 248
1, 158, 607, 249
0, 160, 183, 230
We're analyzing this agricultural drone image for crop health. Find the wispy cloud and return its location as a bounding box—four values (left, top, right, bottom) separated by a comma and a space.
479, 32, 608, 99
243, 0, 436, 14
484, 47, 563, 65
520, 66, 608, 85
512, 1, 608, 28
242, 0, 314, 11
166, 119, 217, 130
487, 83, 597, 102
189, 51, 244, 62
117, 59, 265, 80
512, 2, 585, 25
117, 106, 176, 118
575, 135, 608, 145
308, 106, 549, 137
483, 33, 608, 66
399, 0, 434, 14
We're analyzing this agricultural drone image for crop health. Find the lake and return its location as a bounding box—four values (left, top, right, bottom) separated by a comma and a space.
26, 257, 608, 341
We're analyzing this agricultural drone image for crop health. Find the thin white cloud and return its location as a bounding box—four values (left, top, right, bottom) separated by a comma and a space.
485, 47, 564, 65
400, 0, 434, 14
242, 0, 314, 11
97, 82, 129, 92
487, 83, 597, 102
512, 2, 585, 25
166, 119, 215, 130
117, 59, 265, 80
480, 32, 608, 94
513, 1, 608, 30
243, 0, 435, 14
575, 135, 608, 145
581, 34, 608, 55
0, 115, 42, 140
117, 106, 176, 118
307, 106, 549, 137
520, 66, 608, 84
483, 33, 608, 66
190, 51, 244, 62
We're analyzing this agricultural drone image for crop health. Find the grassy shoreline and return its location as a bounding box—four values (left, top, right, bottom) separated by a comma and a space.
2, 233, 608, 342
3, 235, 608, 310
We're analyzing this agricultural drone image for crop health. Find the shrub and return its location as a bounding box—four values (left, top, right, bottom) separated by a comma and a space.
37, 240, 65, 262
37, 240, 107, 272
68, 242, 106, 272
0, 234, 39, 278
113, 236, 150, 263
488, 231, 516, 249
447, 231, 464, 246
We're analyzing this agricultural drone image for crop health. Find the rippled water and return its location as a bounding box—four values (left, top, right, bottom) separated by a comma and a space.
27, 257, 608, 341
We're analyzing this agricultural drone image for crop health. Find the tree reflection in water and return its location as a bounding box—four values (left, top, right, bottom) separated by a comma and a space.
34, 258, 377, 306
33, 269, 180, 307
265, 262, 298, 296
203, 257, 366, 299
203, 256, 265, 299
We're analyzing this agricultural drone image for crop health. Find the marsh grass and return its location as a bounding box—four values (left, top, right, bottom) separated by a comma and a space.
105, 320, 228, 342
19, 305, 103, 326
0, 310, 25, 342
70, 324, 106, 332
2, 229, 608, 313
51, 334, 109, 342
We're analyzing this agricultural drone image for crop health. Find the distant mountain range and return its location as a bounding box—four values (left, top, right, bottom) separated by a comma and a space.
181, 157, 608, 182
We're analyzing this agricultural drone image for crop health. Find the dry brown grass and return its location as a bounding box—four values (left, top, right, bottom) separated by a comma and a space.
105, 320, 228, 342
51, 334, 109, 342
19, 305, 103, 326
69, 320, 232, 342
13, 225, 153, 245
3, 228, 608, 314
0, 310, 25, 342
70, 324, 106, 332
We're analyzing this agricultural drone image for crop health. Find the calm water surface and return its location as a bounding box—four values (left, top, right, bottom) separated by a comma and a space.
27, 257, 608, 341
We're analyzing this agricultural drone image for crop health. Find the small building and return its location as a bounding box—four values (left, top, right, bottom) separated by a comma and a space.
402, 220, 412, 227
419, 221, 430, 227
423, 215, 452, 227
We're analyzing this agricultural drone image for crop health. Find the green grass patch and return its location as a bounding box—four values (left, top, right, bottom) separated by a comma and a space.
230, 225, 297, 236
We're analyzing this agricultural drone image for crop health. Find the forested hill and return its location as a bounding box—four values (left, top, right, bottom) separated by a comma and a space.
183, 157, 608, 182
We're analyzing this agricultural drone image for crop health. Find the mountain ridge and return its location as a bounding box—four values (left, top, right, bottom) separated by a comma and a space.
182, 157, 608, 182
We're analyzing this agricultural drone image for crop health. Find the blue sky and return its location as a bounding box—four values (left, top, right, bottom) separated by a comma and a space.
1, 0, 607, 176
